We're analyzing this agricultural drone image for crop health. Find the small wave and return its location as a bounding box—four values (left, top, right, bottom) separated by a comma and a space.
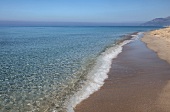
65, 32, 142, 112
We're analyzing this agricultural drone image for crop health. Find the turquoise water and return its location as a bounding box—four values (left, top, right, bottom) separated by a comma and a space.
0, 26, 160, 111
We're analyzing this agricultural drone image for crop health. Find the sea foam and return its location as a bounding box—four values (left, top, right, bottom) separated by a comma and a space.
65, 33, 142, 112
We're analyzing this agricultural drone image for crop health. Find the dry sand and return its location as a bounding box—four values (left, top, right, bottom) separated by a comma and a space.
142, 27, 170, 112
142, 27, 170, 64
75, 34, 170, 112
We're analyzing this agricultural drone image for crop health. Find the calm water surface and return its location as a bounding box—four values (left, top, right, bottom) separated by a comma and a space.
0, 26, 160, 111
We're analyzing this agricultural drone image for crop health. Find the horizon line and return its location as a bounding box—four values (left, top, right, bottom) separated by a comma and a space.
0, 20, 145, 27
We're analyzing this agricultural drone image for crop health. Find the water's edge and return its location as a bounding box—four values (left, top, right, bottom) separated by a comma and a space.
65, 32, 143, 112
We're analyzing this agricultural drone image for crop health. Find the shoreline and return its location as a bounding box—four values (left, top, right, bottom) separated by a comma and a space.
66, 32, 140, 112
75, 29, 170, 112
141, 27, 170, 111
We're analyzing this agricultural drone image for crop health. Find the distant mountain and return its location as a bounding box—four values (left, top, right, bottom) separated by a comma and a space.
141, 16, 170, 26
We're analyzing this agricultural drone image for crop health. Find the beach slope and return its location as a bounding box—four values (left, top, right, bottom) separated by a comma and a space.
142, 27, 170, 63
142, 27, 170, 111
75, 31, 170, 112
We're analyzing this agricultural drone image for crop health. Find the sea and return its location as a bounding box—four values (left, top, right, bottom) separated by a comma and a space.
0, 26, 161, 112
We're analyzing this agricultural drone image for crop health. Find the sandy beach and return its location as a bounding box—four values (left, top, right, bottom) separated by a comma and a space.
75, 29, 170, 112
142, 27, 170, 64
142, 27, 170, 111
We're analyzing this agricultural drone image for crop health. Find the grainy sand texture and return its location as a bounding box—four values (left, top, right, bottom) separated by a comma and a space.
142, 27, 170, 64
75, 33, 170, 112
142, 27, 170, 112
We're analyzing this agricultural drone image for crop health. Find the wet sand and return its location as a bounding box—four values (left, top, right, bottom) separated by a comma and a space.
75, 37, 170, 112
141, 27, 170, 111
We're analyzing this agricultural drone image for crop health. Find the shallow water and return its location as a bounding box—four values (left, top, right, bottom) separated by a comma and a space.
0, 26, 160, 111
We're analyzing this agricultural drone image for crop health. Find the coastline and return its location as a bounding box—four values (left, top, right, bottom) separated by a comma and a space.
66, 33, 140, 112
0, 27, 161, 112
141, 27, 170, 111
75, 28, 170, 112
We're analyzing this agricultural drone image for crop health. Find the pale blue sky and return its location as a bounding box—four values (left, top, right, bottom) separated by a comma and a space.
0, 0, 170, 23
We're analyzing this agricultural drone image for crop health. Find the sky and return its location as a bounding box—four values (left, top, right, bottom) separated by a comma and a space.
0, 0, 170, 25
